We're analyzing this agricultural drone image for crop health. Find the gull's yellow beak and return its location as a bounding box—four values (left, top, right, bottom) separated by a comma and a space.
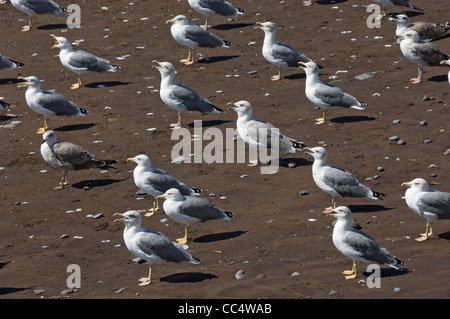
126, 157, 134, 162
113, 212, 124, 223
401, 182, 411, 187
298, 61, 307, 69
50, 34, 59, 49
323, 207, 336, 216
166, 19, 174, 24
17, 76, 29, 84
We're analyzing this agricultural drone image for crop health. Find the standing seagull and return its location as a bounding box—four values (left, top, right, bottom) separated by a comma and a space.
228, 100, 305, 167
127, 154, 202, 216
369, 0, 422, 17
50, 34, 120, 90
389, 14, 450, 43
157, 188, 234, 244
40, 130, 117, 190
166, 15, 231, 65
3, 0, 65, 32
188, 0, 244, 29
298, 61, 365, 125
114, 210, 200, 286
0, 53, 24, 70
18, 76, 87, 134
153, 60, 223, 129
305, 146, 385, 209
256, 21, 318, 81
326, 206, 404, 280
399, 31, 450, 84
401, 178, 450, 241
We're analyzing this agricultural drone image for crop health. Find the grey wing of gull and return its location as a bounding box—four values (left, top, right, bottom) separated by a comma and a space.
37, 91, 81, 116
137, 230, 196, 263
198, 0, 238, 16
67, 50, 114, 72
145, 168, 196, 196
321, 165, 372, 198
344, 230, 397, 265
184, 25, 225, 47
417, 191, 450, 219
23, 0, 63, 14
412, 43, 450, 66
171, 83, 218, 113
180, 196, 229, 222
0, 54, 23, 69
246, 119, 293, 152
314, 83, 361, 108
271, 43, 312, 67
53, 141, 104, 170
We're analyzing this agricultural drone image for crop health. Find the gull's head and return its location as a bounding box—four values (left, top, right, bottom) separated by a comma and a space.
166, 15, 189, 25
256, 21, 276, 33
50, 34, 71, 50
298, 61, 319, 74
17, 76, 41, 88
399, 30, 420, 43
325, 206, 352, 220
157, 188, 184, 202
227, 100, 252, 116
113, 210, 142, 226
127, 154, 151, 167
41, 130, 57, 144
152, 60, 176, 76
304, 146, 327, 161
388, 14, 409, 25
401, 178, 429, 191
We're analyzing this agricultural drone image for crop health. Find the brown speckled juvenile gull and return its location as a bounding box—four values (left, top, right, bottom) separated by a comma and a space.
40, 130, 117, 190
389, 14, 450, 43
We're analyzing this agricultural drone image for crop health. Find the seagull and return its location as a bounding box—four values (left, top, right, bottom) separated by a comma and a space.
187, 0, 244, 29
228, 100, 305, 167
114, 210, 200, 286
256, 21, 318, 81
389, 14, 450, 43
40, 130, 117, 190
18, 76, 87, 134
305, 146, 385, 209
401, 178, 450, 241
127, 154, 202, 216
166, 15, 231, 65
369, 0, 422, 17
440, 59, 450, 85
157, 188, 234, 244
50, 34, 120, 89
153, 60, 223, 129
399, 30, 450, 84
4, 0, 65, 32
326, 206, 404, 280
0, 53, 24, 70
298, 61, 366, 124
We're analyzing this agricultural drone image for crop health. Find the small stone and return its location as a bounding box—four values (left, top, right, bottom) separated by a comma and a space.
92, 213, 104, 219
377, 167, 385, 172
235, 270, 245, 280
60, 288, 75, 295
288, 162, 296, 168
389, 136, 399, 141
133, 257, 145, 264
365, 177, 373, 182
115, 287, 127, 293
209, 193, 216, 197
419, 120, 428, 126
34, 289, 45, 295
299, 190, 309, 196
329, 290, 338, 296
60, 234, 69, 239
444, 149, 450, 156
393, 287, 401, 292
424, 139, 432, 144
392, 119, 401, 124
397, 139, 406, 145
422, 95, 435, 101
291, 272, 300, 277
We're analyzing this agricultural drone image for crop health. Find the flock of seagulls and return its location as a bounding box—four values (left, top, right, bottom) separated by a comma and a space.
1, 0, 449, 285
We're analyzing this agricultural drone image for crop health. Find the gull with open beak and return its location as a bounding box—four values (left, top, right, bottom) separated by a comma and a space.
50, 34, 120, 89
